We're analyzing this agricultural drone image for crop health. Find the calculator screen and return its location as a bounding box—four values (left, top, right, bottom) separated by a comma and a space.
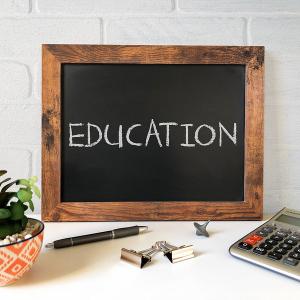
276, 214, 300, 227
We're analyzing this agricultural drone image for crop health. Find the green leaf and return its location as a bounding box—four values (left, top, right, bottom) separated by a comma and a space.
9, 201, 25, 221
21, 215, 28, 230
29, 176, 38, 185
17, 179, 31, 188
0, 208, 11, 220
0, 177, 11, 187
12, 222, 22, 235
22, 203, 28, 211
0, 192, 15, 207
17, 188, 32, 203
27, 199, 34, 211
0, 170, 7, 177
1, 180, 17, 192
32, 184, 41, 198
0, 223, 14, 239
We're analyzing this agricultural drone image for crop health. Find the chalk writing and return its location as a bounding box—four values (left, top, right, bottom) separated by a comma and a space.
69, 119, 237, 148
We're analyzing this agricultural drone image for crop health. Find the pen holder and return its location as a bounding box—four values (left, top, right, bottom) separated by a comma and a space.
0, 218, 44, 286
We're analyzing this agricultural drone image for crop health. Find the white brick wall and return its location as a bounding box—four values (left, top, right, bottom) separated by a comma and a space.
0, 0, 299, 214
37, 0, 174, 14
0, 18, 101, 57
178, 0, 300, 13
106, 17, 246, 44
0, 0, 30, 15
0, 148, 31, 179
0, 61, 31, 102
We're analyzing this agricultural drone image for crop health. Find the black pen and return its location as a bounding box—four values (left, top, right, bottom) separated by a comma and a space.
45, 225, 148, 249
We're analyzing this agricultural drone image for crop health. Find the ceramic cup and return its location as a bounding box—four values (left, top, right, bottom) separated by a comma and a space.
0, 218, 44, 286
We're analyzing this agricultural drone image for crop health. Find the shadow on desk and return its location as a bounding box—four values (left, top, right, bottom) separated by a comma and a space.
12, 241, 115, 286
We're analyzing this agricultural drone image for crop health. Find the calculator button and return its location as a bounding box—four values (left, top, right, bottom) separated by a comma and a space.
279, 243, 292, 250
238, 242, 252, 250
251, 234, 263, 241
244, 235, 263, 245
259, 242, 273, 250
256, 230, 268, 237
292, 231, 300, 238
253, 247, 267, 255
290, 235, 300, 242
265, 239, 278, 246
289, 252, 300, 260
274, 247, 287, 255
244, 238, 258, 246
261, 226, 274, 233
284, 238, 297, 246
270, 235, 283, 242
268, 252, 282, 260
275, 231, 288, 238
278, 228, 291, 234
293, 247, 300, 254
283, 257, 299, 267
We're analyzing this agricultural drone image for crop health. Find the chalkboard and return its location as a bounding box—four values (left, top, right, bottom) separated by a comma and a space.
42, 45, 264, 221
61, 64, 245, 202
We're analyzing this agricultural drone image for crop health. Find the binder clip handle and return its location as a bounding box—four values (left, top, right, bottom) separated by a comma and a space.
121, 246, 160, 269
155, 241, 195, 264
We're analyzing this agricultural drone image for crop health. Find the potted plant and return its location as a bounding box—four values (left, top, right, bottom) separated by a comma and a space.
0, 170, 44, 286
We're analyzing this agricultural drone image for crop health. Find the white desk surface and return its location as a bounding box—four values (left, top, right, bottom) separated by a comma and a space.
2, 215, 299, 299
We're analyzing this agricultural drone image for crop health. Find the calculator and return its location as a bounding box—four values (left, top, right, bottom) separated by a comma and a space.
229, 208, 300, 281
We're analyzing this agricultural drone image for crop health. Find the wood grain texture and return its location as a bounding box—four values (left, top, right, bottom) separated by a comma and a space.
42, 45, 264, 221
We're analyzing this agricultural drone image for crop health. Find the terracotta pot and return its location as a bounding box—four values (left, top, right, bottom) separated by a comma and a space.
0, 218, 44, 286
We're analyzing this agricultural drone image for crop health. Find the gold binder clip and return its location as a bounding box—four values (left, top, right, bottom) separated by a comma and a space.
156, 241, 194, 263
121, 246, 160, 268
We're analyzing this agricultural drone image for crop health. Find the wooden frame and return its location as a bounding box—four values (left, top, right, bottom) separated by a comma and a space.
42, 45, 264, 221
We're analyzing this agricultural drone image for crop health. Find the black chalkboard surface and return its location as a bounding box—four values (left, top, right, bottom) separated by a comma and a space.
61, 63, 245, 202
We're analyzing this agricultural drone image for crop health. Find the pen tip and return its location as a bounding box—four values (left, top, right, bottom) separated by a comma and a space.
45, 242, 54, 249
138, 226, 148, 233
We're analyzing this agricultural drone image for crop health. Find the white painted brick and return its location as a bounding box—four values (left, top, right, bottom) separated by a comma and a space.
265, 56, 300, 106
264, 144, 300, 191
251, 18, 300, 111
0, 61, 31, 103
0, 0, 30, 14
37, 0, 173, 14
33, 59, 41, 101
32, 147, 41, 182
0, 105, 41, 145
107, 17, 246, 45
264, 189, 300, 214
250, 18, 300, 55
178, 0, 300, 13
264, 145, 300, 214
265, 105, 300, 145
0, 148, 31, 180
0, 18, 101, 58
31, 147, 41, 213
